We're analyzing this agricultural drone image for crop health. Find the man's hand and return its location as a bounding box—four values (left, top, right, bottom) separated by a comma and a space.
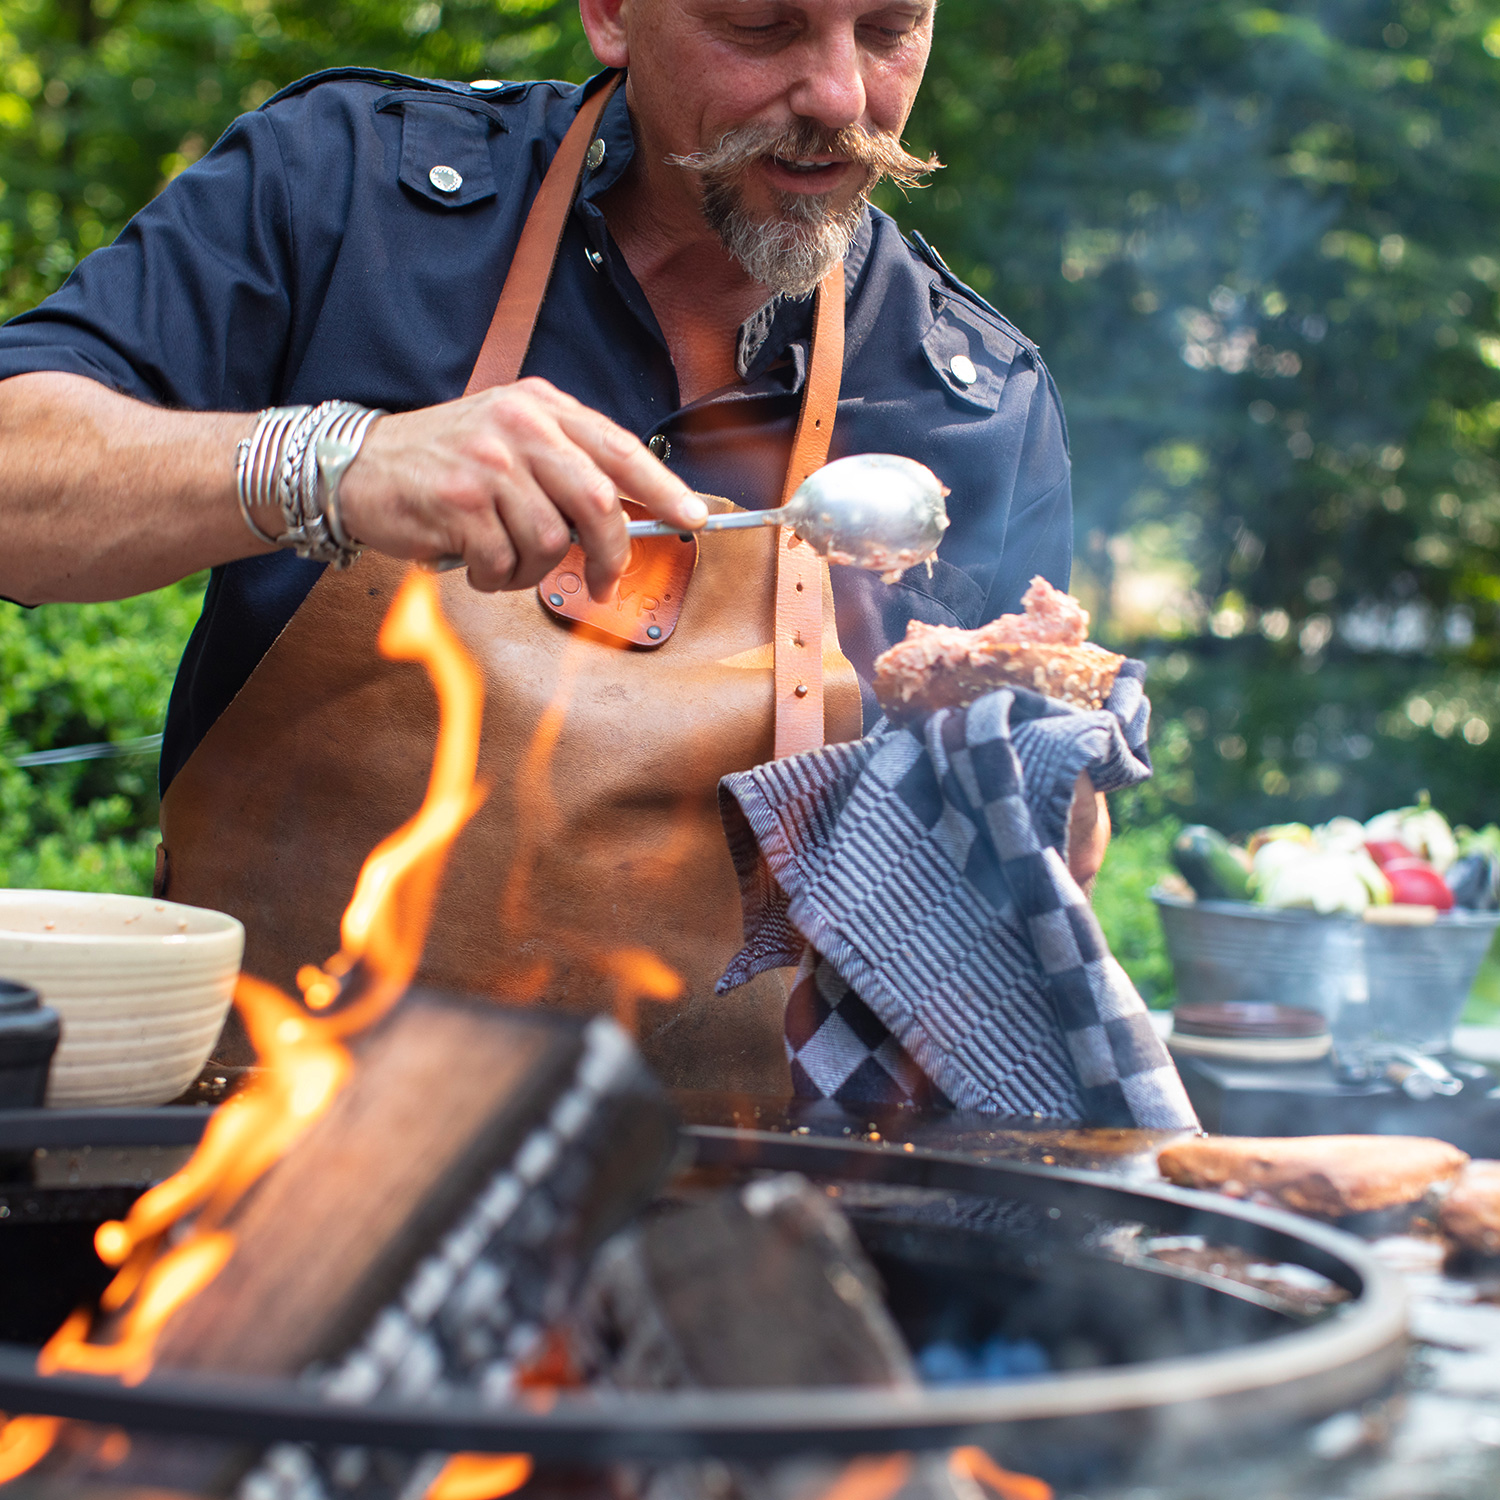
1066, 771, 1111, 890
339, 378, 707, 600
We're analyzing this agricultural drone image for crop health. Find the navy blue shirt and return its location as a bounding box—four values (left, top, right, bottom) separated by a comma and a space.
0, 70, 1073, 790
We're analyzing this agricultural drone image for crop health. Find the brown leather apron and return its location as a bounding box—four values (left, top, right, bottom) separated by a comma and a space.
157, 76, 861, 1093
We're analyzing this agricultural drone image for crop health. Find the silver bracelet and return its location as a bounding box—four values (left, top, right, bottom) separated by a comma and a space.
235, 400, 387, 568
235, 406, 302, 546
316, 405, 384, 554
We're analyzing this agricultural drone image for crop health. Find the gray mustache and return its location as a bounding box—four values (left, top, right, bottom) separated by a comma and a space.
667, 120, 941, 191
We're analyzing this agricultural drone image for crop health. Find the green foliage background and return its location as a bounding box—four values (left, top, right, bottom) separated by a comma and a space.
3, 0, 1500, 1013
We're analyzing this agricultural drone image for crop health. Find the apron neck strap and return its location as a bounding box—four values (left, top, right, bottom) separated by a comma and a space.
464, 71, 848, 759
773, 262, 844, 758
780, 262, 845, 503
465, 72, 625, 394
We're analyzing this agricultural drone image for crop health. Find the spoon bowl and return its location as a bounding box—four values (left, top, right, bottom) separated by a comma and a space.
781, 452, 950, 577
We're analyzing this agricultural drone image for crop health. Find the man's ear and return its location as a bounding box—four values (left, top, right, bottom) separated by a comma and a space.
579, 0, 630, 68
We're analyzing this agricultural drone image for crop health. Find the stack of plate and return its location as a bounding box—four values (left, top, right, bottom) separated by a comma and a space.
1167, 1001, 1331, 1064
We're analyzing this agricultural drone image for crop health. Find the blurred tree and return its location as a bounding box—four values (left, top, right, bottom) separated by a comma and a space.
0, 0, 593, 323
893, 0, 1500, 660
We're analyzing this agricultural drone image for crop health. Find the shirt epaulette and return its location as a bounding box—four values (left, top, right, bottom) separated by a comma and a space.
906, 230, 1043, 358
260, 68, 487, 111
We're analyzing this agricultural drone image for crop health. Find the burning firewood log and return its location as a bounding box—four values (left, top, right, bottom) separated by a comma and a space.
44, 992, 677, 1500
571, 1174, 971, 1500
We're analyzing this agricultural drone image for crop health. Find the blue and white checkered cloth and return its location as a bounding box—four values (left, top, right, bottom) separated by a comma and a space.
717, 662, 1198, 1130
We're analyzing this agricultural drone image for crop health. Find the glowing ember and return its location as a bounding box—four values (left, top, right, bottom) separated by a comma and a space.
949, 1447, 1054, 1500
423, 1452, 533, 1500
20, 570, 487, 1476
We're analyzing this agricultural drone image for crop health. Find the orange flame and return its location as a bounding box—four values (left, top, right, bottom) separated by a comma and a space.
816, 1454, 912, 1500
302, 570, 485, 1027
497, 655, 577, 935
949, 1447, 1053, 1500
598, 947, 683, 1034
0, 1416, 60, 1485
29, 569, 486, 1432
39, 1233, 236, 1385
423, 1453, 533, 1500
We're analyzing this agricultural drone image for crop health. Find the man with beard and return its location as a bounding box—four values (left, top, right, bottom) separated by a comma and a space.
0, 0, 1095, 1094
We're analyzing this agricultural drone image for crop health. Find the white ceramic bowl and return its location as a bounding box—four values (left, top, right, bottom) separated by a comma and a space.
0, 889, 244, 1108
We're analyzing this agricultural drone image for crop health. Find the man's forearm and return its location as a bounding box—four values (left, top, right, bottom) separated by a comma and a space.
0, 371, 707, 606
0, 373, 261, 604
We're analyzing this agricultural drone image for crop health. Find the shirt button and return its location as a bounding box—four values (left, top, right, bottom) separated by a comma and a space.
429, 165, 463, 194
949, 353, 978, 386
585, 247, 604, 272
648, 435, 671, 462
585, 138, 606, 172
470, 79, 504, 92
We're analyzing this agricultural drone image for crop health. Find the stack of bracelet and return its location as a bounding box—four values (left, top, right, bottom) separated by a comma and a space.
236, 400, 386, 569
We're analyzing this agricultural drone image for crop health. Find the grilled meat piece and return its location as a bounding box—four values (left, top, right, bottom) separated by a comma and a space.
873, 576, 1124, 718
1438, 1159, 1500, 1254
1157, 1133, 1469, 1217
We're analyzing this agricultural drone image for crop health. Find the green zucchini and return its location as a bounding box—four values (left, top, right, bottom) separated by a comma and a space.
1171, 825, 1252, 902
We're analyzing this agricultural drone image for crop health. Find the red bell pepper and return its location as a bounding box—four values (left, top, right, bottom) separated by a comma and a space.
1365, 839, 1414, 869
1380, 856, 1454, 910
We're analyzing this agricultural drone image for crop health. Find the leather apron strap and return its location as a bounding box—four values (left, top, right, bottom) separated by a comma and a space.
464, 73, 624, 394
774, 263, 843, 757
460, 69, 845, 758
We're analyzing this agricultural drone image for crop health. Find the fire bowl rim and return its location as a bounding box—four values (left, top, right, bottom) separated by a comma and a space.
0, 1118, 1408, 1462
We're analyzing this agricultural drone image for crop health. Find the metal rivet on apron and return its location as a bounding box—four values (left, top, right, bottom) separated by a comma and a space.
648, 435, 671, 461
585, 138, 606, 172
646, 625, 662, 640
429, 165, 463, 194
794, 683, 810, 698
585, 247, 604, 272
470, 79, 504, 92
949, 353, 978, 386
548, 593, 565, 607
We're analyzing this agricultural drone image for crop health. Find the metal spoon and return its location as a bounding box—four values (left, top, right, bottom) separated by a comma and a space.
428, 453, 949, 577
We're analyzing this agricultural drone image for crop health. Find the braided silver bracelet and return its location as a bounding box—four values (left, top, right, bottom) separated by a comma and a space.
235, 400, 387, 568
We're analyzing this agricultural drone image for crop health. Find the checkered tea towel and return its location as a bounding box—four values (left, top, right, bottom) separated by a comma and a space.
716, 662, 1198, 1130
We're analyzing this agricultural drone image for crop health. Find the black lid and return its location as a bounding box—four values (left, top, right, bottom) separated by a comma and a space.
1173, 1001, 1329, 1040
0, 979, 40, 1014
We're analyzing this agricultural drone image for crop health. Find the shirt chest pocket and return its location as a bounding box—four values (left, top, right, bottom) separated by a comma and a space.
921, 296, 1019, 412
380, 95, 502, 209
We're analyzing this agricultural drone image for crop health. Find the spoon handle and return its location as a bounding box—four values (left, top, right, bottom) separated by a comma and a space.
623, 508, 787, 540
426, 506, 787, 571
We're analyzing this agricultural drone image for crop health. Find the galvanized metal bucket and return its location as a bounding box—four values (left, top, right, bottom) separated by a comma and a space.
1153, 892, 1500, 1054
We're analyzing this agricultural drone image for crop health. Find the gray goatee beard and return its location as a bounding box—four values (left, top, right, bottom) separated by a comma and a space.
667, 119, 941, 299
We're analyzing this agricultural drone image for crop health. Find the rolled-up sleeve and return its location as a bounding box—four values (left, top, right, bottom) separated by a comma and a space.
0, 110, 295, 412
